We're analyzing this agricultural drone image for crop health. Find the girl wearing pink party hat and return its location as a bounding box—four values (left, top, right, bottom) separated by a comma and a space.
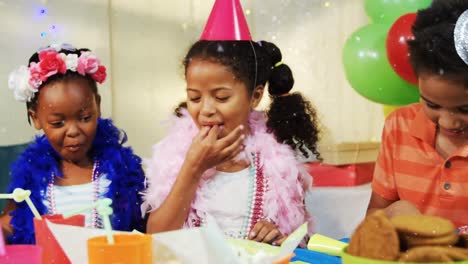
142, 0, 320, 245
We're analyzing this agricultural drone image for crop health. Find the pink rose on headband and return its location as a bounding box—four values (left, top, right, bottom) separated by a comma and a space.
8, 45, 107, 103
77, 52, 100, 76
38, 50, 67, 81
28, 62, 43, 88
91, 65, 107, 84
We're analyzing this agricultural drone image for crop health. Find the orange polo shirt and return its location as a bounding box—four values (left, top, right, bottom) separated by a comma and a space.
372, 103, 468, 228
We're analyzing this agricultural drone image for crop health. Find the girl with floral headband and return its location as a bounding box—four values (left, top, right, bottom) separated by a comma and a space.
0, 44, 146, 244
142, 0, 320, 246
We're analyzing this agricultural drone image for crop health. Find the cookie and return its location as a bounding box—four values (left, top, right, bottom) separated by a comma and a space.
398, 246, 453, 262
399, 246, 468, 262
456, 234, 468, 248
443, 246, 468, 261
401, 231, 459, 247
391, 215, 455, 237
347, 210, 400, 261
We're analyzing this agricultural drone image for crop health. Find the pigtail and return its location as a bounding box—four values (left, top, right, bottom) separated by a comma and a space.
266, 93, 321, 160
261, 41, 322, 160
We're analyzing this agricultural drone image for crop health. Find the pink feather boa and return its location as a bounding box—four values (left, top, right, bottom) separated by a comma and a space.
141, 109, 314, 236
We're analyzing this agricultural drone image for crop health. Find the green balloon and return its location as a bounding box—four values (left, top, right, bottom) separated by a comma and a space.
364, 0, 432, 23
342, 24, 419, 105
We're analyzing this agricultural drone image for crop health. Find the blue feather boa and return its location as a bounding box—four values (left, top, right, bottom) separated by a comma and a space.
7, 118, 146, 244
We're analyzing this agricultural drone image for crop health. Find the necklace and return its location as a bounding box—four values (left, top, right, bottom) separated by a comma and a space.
47, 160, 101, 228
242, 152, 266, 238
193, 152, 267, 239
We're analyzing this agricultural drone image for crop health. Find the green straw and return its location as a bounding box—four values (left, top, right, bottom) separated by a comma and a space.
96, 199, 114, 244
0, 194, 14, 199
63, 198, 114, 244
0, 188, 42, 219
24, 197, 42, 220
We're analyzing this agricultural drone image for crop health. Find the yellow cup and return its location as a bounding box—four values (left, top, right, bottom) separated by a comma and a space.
87, 234, 152, 264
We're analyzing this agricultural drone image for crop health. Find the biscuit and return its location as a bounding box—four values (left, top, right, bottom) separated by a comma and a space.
401, 231, 459, 248
347, 210, 400, 261
443, 246, 468, 261
398, 246, 453, 262
398, 246, 468, 262
456, 234, 468, 248
391, 215, 455, 237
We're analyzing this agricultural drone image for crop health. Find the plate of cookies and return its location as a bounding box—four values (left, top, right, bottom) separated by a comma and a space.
308, 210, 468, 263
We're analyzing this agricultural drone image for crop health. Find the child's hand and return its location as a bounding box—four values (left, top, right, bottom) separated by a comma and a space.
185, 125, 245, 174
248, 219, 285, 246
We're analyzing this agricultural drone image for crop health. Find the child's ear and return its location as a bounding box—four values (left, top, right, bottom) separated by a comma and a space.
28, 110, 42, 130
251, 85, 264, 109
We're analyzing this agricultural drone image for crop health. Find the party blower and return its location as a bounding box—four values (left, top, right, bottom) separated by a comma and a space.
0, 188, 42, 263
64, 198, 152, 264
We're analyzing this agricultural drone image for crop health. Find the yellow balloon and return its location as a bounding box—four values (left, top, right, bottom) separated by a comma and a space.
383, 105, 401, 118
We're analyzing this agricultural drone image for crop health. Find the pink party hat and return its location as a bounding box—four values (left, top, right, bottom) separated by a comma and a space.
200, 0, 252, 40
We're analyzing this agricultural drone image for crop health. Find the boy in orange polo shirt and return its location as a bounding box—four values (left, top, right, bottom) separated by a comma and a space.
367, 0, 468, 231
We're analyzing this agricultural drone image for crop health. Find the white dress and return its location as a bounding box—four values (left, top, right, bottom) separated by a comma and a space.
45, 175, 111, 227
197, 167, 252, 238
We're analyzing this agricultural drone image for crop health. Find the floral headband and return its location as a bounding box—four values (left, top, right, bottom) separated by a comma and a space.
8, 44, 107, 102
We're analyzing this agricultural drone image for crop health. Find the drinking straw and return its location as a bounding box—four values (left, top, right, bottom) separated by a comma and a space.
0, 188, 42, 220
95, 199, 114, 244
63, 198, 114, 244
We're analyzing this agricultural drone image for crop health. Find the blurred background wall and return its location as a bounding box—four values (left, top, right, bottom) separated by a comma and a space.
1, 0, 382, 158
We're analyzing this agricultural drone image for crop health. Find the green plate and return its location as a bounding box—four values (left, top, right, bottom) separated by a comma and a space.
341, 246, 468, 264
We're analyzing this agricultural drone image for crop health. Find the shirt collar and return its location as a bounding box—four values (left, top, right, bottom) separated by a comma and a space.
409, 106, 468, 157
409, 106, 436, 146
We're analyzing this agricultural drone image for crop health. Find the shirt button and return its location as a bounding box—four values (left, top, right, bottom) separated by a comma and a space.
443, 182, 451, 190
444, 161, 452, 169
